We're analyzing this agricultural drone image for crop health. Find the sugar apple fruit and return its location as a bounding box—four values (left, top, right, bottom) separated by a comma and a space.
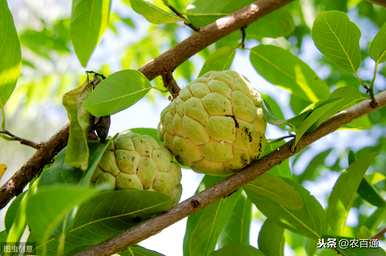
159, 70, 266, 176
92, 132, 182, 204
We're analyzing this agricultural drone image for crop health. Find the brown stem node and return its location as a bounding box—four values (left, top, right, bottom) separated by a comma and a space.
162, 72, 181, 99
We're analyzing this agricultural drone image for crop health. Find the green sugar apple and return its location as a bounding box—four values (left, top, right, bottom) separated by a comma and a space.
159, 70, 266, 176
92, 131, 182, 204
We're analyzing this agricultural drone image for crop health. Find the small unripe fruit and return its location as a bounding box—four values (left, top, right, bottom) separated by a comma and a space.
92, 132, 182, 204
159, 70, 266, 176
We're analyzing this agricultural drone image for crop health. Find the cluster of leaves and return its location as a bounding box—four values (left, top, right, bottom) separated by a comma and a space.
0, 0, 385, 256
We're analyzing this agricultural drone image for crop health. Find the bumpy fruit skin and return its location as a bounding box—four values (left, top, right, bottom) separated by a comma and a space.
159, 70, 266, 175
92, 132, 182, 204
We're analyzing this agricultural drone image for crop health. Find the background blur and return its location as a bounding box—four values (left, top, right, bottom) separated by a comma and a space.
1, 0, 385, 255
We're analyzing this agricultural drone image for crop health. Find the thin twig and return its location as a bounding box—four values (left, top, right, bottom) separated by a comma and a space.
369, 62, 378, 107
78, 90, 386, 256
240, 26, 247, 48
161, 72, 180, 99
166, 3, 200, 32
0, 130, 41, 149
372, 226, 386, 240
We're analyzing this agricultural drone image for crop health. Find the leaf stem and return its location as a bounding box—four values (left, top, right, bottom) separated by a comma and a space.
165, 3, 200, 32
240, 26, 247, 49
161, 72, 181, 99
369, 62, 378, 107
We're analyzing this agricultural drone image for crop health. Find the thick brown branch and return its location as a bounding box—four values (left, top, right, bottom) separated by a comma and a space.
0, 126, 69, 208
0, 130, 41, 149
78, 92, 386, 256
139, 0, 291, 80
0, 0, 291, 209
372, 226, 386, 240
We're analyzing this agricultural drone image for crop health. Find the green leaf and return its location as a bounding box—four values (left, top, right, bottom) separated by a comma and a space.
5, 193, 25, 241
218, 194, 252, 247
186, 0, 254, 27
129, 0, 180, 24
0, 230, 6, 242
311, 11, 361, 73
326, 150, 378, 235
42, 190, 172, 255
20, 19, 71, 59
6, 181, 39, 243
344, 115, 372, 130
63, 81, 92, 170
0, 0, 22, 107
183, 176, 241, 256
244, 173, 326, 239
262, 94, 285, 121
70, 0, 112, 67
5, 193, 23, 231
26, 185, 98, 255
297, 149, 332, 183
211, 244, 264, 256
357, 178, 385, 207
258, 219, 285, 256
250, 44, 329, 102
79, 140, 113, 185
122, 245, 164, 256
369, 23, 386, 63
247, 8, 294, 39
39, 141, 111, 187
262, 140, 291, 177
337, 247, 386, 256
199, 47, 236, 76
39, 150, 83, 186
366, 206, 386, 231
290, 94, 310, 114
84, 70, 151, 116
271, 159, 292, 178
291, 86, 364, 148
245, 174, 303, 209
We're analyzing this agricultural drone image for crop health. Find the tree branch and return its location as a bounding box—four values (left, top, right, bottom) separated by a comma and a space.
372, 226, 386, 240
78, 91, 386, 256
0, 130, 41, 149
368, 0, 386, 7
165, 3, 200, 32
0, 0, 291, 209
139, 0, 291, 80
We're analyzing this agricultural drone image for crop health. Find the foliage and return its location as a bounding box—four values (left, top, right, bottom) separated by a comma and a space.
0, 0, 385, 256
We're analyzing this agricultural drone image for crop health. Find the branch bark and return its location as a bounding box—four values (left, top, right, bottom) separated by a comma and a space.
0, 0, 292, 209
78, 91, 386, 256
368, 0, 386, 7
